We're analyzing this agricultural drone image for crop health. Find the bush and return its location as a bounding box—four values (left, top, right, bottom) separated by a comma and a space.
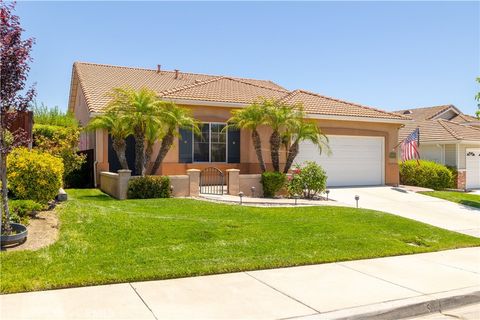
286, 161, 327, 199
7, 200, 44, 225
261, 172, 286, 198
128, 176, 171, 199
33, 124, 85, 185
7, 147, 64, 204
399, 160, 453, 190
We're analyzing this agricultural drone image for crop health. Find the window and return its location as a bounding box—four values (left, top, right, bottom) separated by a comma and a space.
193, 123, 227, 163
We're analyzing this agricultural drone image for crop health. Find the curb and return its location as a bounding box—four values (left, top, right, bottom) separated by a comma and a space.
297, 287, 480, 320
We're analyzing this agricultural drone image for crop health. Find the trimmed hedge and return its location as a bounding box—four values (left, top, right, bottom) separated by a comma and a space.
399, 160, 454, 190
7, 147, 64, 204
128, 176, 171, 199
261, 172, 286, 198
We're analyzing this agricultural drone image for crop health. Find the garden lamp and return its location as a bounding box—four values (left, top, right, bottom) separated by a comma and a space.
325, 189, 330, 200
251, 186, 256, 198
238, 191, 244, 205
355, 195, 360, 208
293, 194, 299, 206
170, 185, 174, 195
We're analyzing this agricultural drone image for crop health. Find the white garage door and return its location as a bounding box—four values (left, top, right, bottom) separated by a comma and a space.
296, 135, 384, 187
466, 148, 480, 189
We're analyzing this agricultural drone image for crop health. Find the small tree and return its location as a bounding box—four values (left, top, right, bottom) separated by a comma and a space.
86, 111, 132, 170
262, 100, 298, 172
227, 102, 268, 172
149, 102, 198, 175
1, 1, 36, 234
282, 113, 329, 173
106, 88, 163, 176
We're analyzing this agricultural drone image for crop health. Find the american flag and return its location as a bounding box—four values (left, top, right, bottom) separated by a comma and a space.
401, 128, 420, 162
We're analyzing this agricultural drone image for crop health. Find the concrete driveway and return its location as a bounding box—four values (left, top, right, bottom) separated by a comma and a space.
329, 186, 480, 237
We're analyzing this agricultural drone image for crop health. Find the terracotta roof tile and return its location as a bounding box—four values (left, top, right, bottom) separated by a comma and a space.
70, 62, 408, 121
398, 119, 480, 142
280, 90, 408, 120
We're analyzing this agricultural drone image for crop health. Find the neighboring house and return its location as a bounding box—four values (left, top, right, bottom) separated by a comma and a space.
68, 62, 410, 187
395, 105, 480, 189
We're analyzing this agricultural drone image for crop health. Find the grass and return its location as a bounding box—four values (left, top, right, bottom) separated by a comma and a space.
1, 189, 479, 294
420, 191, 480, 209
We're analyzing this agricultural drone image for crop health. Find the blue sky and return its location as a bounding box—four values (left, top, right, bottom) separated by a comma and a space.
17, 1, 480, 115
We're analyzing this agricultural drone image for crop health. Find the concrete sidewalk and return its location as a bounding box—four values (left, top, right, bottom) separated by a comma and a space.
1, 247, 479, 320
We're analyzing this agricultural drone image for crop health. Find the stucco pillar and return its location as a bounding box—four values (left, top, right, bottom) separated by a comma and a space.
117, 170, 132, 200
226, 169, 240, 195
187, 169, 200, 197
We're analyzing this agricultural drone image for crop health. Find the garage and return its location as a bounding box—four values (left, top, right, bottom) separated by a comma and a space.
296, 135, 384, 187
466, 148, 480, 189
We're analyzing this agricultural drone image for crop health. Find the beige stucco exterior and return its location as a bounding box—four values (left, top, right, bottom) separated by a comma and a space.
73, 84, 403, 186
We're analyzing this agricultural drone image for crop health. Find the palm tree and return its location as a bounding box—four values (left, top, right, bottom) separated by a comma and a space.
263, 100, 298, 172
149, 102, 198, 175
227, 102, 268, 172
107, 88, 163, 176
282, 119, 329, 173
86, 112, 132, 170
144, 119, 165, 173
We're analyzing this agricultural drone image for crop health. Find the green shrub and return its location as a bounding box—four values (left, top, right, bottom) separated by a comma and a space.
287, 161, 327, 199
399, 160, 453, 190
261, 172, 286, 198
33, 124, 85, 185
33, 103, 79, 128
446, 166, 458, 188
7, 147, 64, 204
7, 200, 44, 225
128, 176, 171, 199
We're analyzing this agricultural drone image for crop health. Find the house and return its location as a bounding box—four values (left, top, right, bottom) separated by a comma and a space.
68, 62, 410, 187
395, 105, 480, 189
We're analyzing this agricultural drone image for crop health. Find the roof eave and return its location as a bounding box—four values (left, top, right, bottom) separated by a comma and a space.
306, 113, 411, 124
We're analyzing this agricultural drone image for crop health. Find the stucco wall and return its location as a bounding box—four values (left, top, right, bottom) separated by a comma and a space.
444, 144, 457, 167
74, 95, 402, 185
239, 174, 263, 197
419, 144, 444, 164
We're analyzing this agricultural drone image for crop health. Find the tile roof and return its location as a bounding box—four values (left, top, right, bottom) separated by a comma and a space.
70, 62, 409, 121
279, 89, 407, 120
396, 105, 480, 142
395, 105, 458, 121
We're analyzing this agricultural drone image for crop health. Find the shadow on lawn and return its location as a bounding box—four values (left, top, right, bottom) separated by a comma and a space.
75, 194, 113, 202
459, 200, 480, 209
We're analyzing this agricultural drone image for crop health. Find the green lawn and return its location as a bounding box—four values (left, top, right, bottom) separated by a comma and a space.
1, 189, 479, 294
420, 191, 480, 209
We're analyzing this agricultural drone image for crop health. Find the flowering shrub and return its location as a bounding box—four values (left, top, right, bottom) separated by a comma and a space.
7, 147, 64, 204
286, 161, 327, 199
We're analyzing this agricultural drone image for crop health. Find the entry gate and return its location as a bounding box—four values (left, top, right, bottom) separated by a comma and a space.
200, 167, 224, 195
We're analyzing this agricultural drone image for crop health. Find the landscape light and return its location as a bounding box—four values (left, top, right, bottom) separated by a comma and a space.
238, 191, 244, 205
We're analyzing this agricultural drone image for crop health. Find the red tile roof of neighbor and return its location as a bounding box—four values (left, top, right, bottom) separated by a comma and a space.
395, 105, 480, 143
69, 62, 410, 121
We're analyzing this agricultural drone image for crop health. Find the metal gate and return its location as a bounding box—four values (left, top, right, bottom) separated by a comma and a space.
200, 167, 224, 195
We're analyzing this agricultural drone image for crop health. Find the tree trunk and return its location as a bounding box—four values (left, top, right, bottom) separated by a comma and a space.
283, 141, 299, 173
0, 122, 12, 234
150, 130, 174, 175
144, 143, 154, 173
252, 129, 266, 173
112, 138, 129, 170
133, 127, 145, 176
270, 130, 281, 172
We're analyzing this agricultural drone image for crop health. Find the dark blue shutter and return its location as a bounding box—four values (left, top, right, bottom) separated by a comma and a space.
227, 128, 240, 163
179, 128, 193, 163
